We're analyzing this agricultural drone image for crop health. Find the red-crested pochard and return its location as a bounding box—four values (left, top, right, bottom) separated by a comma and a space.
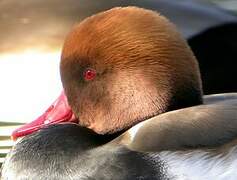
2, 7, 237, 179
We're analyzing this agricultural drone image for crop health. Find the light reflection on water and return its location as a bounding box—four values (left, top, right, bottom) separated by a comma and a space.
0, 50, 62, 123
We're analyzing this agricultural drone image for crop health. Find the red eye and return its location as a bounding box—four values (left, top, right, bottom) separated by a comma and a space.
83, 68, 96, 81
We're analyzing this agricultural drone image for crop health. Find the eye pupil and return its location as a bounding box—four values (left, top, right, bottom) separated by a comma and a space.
84, 68, 96, 81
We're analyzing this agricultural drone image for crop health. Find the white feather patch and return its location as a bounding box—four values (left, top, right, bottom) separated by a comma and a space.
156, 146, 237, 180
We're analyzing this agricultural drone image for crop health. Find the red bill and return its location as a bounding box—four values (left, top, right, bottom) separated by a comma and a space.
11, 91, 77, 140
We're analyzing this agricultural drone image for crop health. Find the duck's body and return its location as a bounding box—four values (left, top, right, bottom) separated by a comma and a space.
1, 7, 237, 179
2, 94, 237, 179
2, 124, 164, 180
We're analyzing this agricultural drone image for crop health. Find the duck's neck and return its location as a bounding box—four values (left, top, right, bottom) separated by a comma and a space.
94, 130, 125, 146
168, 86, 203, 111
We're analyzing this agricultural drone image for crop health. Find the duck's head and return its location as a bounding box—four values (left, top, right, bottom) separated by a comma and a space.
60, 7, 203, 134
12, 7, 202, 138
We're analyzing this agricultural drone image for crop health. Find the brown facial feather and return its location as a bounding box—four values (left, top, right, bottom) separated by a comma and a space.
60, 7, 203, 134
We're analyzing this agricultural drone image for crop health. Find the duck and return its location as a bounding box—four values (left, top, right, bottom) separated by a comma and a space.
1, 7, 237, 179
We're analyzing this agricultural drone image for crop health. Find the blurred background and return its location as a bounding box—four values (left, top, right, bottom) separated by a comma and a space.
0, 0, 237, 167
